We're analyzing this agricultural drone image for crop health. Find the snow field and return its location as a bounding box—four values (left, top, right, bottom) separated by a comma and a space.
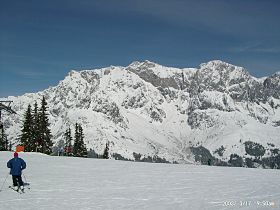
0, 152, 279, 210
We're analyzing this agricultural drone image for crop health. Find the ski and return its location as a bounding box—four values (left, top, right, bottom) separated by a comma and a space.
9, 186, 25, 194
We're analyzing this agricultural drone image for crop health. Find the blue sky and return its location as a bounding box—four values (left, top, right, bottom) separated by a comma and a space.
1, 0, 280, 97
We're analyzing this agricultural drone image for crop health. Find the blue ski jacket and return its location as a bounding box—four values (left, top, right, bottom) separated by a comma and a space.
7, 157, 26, 176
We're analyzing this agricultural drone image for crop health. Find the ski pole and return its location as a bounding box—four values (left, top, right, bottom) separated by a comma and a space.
23, 173, 27, 183
0, 173, 9, 192
22, 173, 30, 189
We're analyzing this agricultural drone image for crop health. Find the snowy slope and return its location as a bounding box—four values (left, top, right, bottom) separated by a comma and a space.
0, 152, 279, 210
1, 60, 280, 166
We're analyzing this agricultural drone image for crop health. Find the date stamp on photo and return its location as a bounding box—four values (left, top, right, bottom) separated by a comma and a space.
223, 200, 276, 207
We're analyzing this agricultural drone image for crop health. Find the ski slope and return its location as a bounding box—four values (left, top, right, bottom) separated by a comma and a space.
0, 152, 279, 210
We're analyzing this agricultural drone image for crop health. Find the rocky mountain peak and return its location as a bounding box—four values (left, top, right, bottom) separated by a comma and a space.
2, 60, 280, 167
199, 60, 249, 77
199, 59, 228, 68
127, 60, 160, 72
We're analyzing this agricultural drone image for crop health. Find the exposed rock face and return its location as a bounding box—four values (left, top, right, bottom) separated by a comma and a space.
1, 60, 280, 168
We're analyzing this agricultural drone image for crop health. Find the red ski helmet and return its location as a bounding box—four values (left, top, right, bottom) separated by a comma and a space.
14, 152, 18, 157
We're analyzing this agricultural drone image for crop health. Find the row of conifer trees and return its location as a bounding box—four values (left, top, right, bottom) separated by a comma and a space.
63, 123, 87, 157
62, 124, 109, 158
20, 96, 109, 158
20, 96, 53, 154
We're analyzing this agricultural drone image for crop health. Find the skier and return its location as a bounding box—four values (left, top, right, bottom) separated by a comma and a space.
7, 152, 26, 191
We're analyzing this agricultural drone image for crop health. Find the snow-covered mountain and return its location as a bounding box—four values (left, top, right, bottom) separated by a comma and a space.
1, 60, 280, 167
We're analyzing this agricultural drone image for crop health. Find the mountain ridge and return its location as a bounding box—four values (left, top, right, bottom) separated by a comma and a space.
1, 60, 280, 168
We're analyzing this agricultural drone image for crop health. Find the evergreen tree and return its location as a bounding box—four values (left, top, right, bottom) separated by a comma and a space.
79, 124, 87, 157
73, 123, 79, 156
20, 104, 33, 151
31, 101, 40, 152
0, 124, 3, 150
103, 142, 109, 159
0, 123, 8, 151
64, 127, 73, 156
38, 96, 53, 154
73, 123, 87, 157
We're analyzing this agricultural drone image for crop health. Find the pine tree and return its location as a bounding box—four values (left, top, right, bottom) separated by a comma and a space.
73, 123, 79, 156
38, 96, 53, 154
73, 123, 87, 157
0, 124, 2, 150
64, 127, 73, 156
20, 104, 33, 151
78, 125, 87, 157
0, 123, 7, 151
31, 101, 40, 152
103, 142, 109, 159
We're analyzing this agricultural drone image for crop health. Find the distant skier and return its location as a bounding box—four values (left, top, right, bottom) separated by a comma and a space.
7, 152, 26, 191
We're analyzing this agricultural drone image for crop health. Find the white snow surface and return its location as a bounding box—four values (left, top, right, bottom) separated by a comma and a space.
0, 152, 279, 210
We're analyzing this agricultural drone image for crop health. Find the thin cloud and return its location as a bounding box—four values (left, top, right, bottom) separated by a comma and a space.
75, 0, 280, 39
17, 70, 47, 78
253, 48, 280, 53
0, 52, 65, 66
229, 43, 280, 53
